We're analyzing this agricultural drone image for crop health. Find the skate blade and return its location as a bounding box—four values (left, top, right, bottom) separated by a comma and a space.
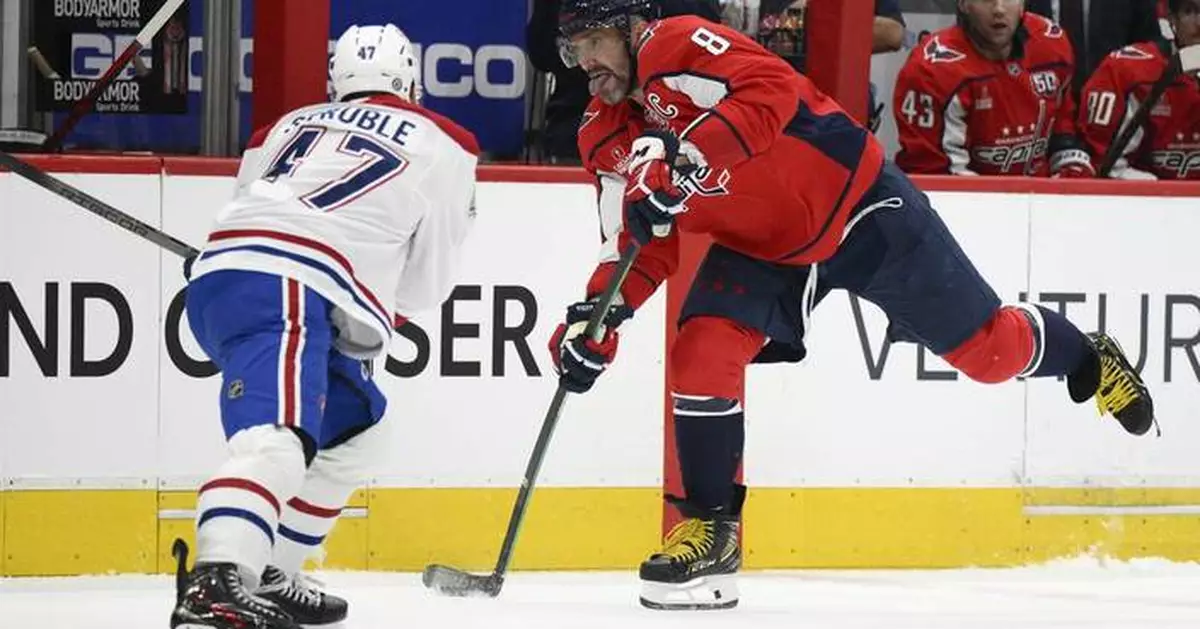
639, 574, 739, 611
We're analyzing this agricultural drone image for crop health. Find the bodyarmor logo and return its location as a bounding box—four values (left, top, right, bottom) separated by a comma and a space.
973, 138, 1049, 173
1151, 150, 1200, 178
922, 37, 965, 64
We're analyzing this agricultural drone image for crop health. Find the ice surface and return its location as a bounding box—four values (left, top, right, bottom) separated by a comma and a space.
2, 557, 1199, 628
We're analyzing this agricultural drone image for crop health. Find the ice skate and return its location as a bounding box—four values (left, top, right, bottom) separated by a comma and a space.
171, 562, 300, 629
639, 497, 741, 610
256, 565, 348, 626
1070, 333, 1156, 436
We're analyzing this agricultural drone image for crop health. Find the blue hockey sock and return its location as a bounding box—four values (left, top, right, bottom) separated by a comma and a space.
1024, 305, 1095, 378
672, 395, 744, 514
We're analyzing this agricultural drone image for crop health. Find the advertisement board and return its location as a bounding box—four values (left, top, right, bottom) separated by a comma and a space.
59, 0, 529, 157
2, 163, 1199, 574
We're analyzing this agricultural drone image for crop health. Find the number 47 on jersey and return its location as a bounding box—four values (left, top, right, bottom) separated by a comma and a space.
263, 128, 409, 212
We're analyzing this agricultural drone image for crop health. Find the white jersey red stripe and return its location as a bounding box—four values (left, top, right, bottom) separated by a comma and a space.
189, 94, 479, 359
278, 278, 304, 428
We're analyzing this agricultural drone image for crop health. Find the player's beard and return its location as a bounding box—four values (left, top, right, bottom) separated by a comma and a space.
965, 16, 1018, 58
588, 69, 629, 105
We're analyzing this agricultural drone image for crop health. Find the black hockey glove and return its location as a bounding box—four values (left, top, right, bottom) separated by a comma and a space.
548, 299, 635, 393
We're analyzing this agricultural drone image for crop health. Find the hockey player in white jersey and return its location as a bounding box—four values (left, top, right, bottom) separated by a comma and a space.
170, 24, 479, 629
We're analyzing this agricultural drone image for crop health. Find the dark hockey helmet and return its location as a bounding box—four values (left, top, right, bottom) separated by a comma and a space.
559, 0, 655, 38
558, 0, 655, 67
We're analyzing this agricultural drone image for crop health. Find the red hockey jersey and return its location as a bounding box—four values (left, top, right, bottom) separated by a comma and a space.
578, 15, 886, 308
893, 12, 1081, 176
1079, 42, 1200, 180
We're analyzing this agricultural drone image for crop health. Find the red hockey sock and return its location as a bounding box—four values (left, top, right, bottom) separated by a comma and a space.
942, 306, 1035, 384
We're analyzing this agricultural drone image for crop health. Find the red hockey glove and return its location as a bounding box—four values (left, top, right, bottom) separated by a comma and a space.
1051, 148, 1096, 179
624, 130, 696, 245
548, 299, 635, 393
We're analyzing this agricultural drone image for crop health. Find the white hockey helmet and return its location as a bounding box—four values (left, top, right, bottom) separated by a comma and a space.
330, 24, 422, 103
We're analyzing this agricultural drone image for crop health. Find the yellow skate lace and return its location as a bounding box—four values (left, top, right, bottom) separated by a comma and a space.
660, 518, 714, 563
1095, 354, 1139, 417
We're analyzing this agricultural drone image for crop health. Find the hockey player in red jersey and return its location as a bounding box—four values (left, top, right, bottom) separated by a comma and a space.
893, 0, 1094, 177
1078, 0, 1200, 179
550, 0, 1155, 611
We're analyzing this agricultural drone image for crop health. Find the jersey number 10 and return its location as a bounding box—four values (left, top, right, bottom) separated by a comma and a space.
263, 128, 409, 212
1085, 91, 1117, 126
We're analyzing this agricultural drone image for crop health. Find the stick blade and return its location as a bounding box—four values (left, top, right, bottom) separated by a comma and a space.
422, 564, 502, 598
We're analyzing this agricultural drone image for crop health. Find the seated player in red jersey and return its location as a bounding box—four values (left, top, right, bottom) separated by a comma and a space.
550, 0, 1154, 612
1078, 0, 1200, 180
893, 1, 1093, 177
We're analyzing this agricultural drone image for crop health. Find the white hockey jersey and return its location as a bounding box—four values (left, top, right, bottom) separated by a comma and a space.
188, 94, 479, 358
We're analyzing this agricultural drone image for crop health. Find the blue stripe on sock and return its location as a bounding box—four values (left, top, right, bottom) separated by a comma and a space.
277, 524, 325, 546
198, 507, 275, 543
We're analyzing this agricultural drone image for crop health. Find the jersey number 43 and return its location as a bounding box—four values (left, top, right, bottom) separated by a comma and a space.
262, 127, 409, 212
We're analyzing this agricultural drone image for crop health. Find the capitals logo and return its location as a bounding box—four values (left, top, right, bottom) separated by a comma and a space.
923, 37, 966, 64
973, 138, 1049, 173
1151, 150, 1200, 178
677, 166, 732, 200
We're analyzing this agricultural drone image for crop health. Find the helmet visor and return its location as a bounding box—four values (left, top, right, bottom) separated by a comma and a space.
557, 15, 629, 68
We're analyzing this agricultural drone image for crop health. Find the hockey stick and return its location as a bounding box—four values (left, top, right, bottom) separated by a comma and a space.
1024, 98, 1047, 177
27, 47, 61, 80
0, 150, 199, 258
172, 538, 191, 605
1098, 44, 1200, 177
423, 242, 642, 598
42, 0, 186, 151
